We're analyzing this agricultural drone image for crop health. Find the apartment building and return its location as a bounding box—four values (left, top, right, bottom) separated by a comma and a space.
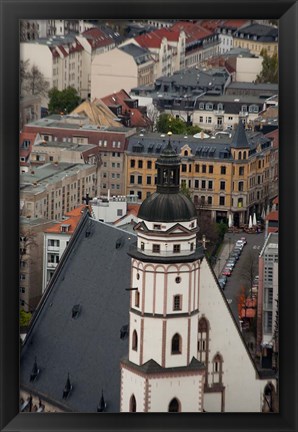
257, 233, 279, 368
42, 205, 85, 292
125, 122, 276, 226
91, 44, 155, 99
171, 21, 220, 68
233, 23, 278, 57
23, 115, 136, 196
20, 162, 99, 221
132, 28, 186, 78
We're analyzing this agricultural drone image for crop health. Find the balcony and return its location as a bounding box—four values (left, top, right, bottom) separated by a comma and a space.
213, 110, 225, 116
47, 246, 59, 252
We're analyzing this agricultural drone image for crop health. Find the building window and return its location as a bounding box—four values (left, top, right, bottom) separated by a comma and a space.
175, 276, 181, 284
212, 353, 223, 384
135, 291, 140, 307
129, 395, 136, 412
130, 175, 135, 184
132, 330, 138, 351
208, 180, 213, 190
173, 244, 180, 253
138, 160, 143, 169
152, 244, 160, 253
221, 166, 226, 175
173, 295, 182, 311
209, 165, 213, 174
201, 180, 206, 189
202, 164, 206, 173
153, 224, 161, 230
195, 164, 199, 173
208, 196, 212, 205
238, 181, 244, 192
171, 333, 182, 354
220, 181, 225, 190
239, 166, 244, 176
219, 196, 225, 206
130, 160, 135, 168
181, 164, 187, 173
147, 160, 152, 169
146, 176, 151, 185
137, 176, 142, 185
168, 398, 180, 413
198, 317, 209, 364
140, 242, 144, 251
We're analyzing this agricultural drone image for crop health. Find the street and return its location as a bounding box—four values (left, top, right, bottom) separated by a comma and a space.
219, 232, 266, 323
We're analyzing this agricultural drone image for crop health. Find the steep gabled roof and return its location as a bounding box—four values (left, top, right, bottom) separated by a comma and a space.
20, 213, 136, 412
70, 99, 121, 128
231, 120, 250, 149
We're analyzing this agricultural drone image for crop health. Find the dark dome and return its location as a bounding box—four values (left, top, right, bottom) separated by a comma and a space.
138, 192, 197, 222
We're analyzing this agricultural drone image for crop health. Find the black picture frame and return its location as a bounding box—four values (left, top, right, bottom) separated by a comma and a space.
1, 1, 297, 431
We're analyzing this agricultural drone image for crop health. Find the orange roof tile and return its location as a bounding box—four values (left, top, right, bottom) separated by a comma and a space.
45, 205, 85, 234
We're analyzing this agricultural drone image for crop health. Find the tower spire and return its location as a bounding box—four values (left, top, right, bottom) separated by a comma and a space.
156, 132, 181, 194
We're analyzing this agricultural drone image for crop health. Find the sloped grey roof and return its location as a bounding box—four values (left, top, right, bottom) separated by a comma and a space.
231, 120, 250, 148
20, 212, 136, 412
121, 356, 204, 375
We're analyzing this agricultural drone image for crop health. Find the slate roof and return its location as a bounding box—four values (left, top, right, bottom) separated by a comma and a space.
20, 212, 135, 412
126, 129, 271, 161
121, 356, 204, 375
119, 44, 152, 65
231, 120, 250, 148
234, 23, 278, 42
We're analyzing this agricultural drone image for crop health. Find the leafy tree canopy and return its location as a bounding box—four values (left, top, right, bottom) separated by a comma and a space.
256, 49, 278, 84
156, 113, 202, 135
20, 309, 32, 327
48, 86, 81, 115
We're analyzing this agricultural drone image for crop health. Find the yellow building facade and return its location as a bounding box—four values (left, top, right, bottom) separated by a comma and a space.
125, 126, 275, 226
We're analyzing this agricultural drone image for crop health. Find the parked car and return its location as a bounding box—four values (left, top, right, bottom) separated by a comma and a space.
235, 240, 244, 249
233, 246, 242, 255
222, 268, 232, 277
230, 251, 240, 260
227, 257, 236, 265
218, 275, 227, 289
225, 263, 234, 272
240, 237, 247, 245
226, 260, 235, 269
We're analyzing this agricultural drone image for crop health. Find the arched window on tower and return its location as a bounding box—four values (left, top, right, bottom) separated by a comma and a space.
129, 394, 136, 412
171, 333, 182, 354
198, 317, 209, 364
238, 151, 242, 160
168, 397, 181, 412
212, 353, 223, 385
262, 382, 277, 412
132, 330, 138, 351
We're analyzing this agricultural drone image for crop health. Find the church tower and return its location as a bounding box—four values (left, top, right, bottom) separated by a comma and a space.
120, 134, 206, 412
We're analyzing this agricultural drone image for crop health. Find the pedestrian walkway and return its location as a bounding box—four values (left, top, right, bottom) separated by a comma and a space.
212, 233, 241, 278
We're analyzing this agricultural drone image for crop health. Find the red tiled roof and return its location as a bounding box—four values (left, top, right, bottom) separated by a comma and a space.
82, 28, 114, 49
101, 89, 152, 128
45, 205, 85, 234
171, 21, 213, 44
222, 19, 251, 29
135, 28, 181, 49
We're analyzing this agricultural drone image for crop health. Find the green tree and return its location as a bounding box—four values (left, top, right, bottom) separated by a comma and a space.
20, 309, 32, 327
256, 49, 278, 84
156, 113, 201, 135
48, 86, 81, 115
180, 182, 191, 199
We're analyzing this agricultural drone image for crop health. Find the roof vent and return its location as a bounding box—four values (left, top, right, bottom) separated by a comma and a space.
62, 373, 72, 399
115, 237, 124, 249
72, 304, 81, 319
97, 390, 107, 412
29, 356, 40, 382
120, 324, 129, 339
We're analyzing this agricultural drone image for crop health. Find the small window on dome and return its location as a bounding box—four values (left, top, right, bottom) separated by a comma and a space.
175, 276, 181, 283
153, 224, 161, 230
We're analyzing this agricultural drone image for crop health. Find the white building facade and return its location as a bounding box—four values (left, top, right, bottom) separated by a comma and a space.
120, 135, 277, 412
